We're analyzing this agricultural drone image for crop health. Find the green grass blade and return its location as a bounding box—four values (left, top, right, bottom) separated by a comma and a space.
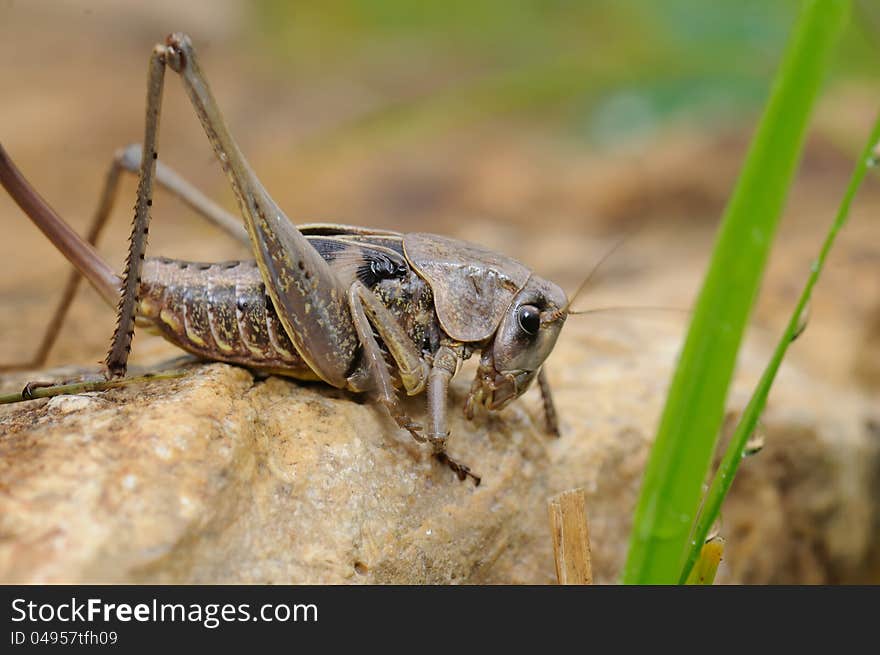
679, 110, 880, 584
622, 0, 850, 585
0, 368, 191, 405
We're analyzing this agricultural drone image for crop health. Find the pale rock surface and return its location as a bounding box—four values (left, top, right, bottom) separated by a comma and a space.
1, 315, 877, 584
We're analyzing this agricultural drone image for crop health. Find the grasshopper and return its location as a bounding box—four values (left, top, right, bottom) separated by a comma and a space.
0, 33, 572, 484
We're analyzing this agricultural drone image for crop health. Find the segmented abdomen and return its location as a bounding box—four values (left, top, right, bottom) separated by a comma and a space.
136, 257, 318, 380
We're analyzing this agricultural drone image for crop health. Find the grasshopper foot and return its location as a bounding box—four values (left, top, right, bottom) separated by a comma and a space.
435, 452, 481, 486
402, 422, 425, 443
380, 400, 425, 443
18, 372, 111, 401
395, 415, 425, 443
21, 381, 55, 400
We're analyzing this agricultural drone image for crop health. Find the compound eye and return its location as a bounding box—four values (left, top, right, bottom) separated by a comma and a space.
517, 304, 540, 336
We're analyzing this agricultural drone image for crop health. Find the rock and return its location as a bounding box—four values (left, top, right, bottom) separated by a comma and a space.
1, 313, 877, 584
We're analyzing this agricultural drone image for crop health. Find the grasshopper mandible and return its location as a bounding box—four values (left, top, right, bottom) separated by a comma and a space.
0, 34, 571, 484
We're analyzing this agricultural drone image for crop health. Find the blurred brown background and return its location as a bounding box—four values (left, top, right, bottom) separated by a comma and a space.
1, 0, 880, 584
0, 0, 878, 396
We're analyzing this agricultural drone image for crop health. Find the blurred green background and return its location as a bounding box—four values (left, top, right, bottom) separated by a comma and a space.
247, 0, 878, 148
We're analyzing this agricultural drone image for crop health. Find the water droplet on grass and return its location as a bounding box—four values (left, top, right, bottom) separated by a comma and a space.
792, 304, 810, 342
745, 423, 766, 456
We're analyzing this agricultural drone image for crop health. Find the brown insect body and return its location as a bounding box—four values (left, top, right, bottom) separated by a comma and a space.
135, 230, 447, 383
0, 34, 572, 483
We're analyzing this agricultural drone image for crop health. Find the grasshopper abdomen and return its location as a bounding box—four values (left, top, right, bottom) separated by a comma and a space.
137, 257, 317, 379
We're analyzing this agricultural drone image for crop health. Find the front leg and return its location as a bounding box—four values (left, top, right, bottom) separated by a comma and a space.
427, 345, 480, 485
537, 367, 561, 437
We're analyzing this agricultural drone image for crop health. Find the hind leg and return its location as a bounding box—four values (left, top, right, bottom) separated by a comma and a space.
0, 144, 248, 373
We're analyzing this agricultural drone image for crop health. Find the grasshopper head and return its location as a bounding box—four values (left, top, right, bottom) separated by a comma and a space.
466, 275, 568, 413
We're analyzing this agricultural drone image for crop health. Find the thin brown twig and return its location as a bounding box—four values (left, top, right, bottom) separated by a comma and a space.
548, 487, 593, 585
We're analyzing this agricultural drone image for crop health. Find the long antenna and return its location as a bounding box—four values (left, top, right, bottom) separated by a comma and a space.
544, 229, 638, 324
0, 143, 121, 306
561, 234, 630, 315
568, 305, 689, 317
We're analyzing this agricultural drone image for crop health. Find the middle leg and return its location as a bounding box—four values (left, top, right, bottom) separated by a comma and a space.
112, 143, 249, 245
